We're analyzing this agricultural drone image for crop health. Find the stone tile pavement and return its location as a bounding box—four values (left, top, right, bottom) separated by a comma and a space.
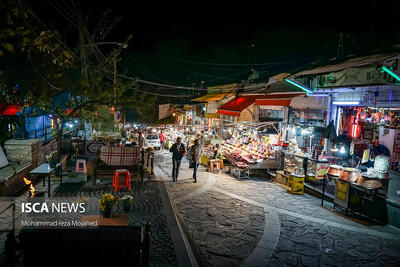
0, 173, 178, 266
155, 150, 400, 266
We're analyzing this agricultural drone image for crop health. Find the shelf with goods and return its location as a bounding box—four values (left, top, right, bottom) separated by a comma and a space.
221, 138, 278, 167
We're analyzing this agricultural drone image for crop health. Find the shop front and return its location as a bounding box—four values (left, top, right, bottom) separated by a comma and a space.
284, 53, 400, 225
218, 121, 283, 179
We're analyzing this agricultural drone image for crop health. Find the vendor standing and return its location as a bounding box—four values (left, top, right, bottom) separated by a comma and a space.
372, 139, 390, 157
213, 144, 223, 160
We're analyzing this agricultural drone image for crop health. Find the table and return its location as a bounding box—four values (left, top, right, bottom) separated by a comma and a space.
322, 174, 350, 211
321, 173, 387, 222
29, 163, 62, 197
231, 165, 250, 179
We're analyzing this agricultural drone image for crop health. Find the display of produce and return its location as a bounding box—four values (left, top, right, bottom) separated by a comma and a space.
221, 137, 277, 165
306, 158, 329, 181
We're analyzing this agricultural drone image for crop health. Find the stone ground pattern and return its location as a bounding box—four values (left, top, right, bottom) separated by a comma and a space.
155, 150, 400, 266
0, 176, 177, 266
178, 191, 264, 266
270, 214, 400, 267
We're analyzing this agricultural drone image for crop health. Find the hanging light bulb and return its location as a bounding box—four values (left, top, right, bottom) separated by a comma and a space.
339, 146, 346, 154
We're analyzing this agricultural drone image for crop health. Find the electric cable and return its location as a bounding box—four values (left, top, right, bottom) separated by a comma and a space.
156, 53, 303, 67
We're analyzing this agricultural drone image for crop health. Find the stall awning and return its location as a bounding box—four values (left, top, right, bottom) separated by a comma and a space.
254, 93, 304, 106
192, 93, 233, 102
290, 95, 329, 110
205, 113, 220, 119
183, 105, 194, 111
293, 53, 400, 77
217, 96, 256, 116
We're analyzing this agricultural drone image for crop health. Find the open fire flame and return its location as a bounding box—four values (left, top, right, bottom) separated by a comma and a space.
23, 177, 35, 198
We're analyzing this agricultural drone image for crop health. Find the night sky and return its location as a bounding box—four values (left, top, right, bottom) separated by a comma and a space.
22, 0, 400, 89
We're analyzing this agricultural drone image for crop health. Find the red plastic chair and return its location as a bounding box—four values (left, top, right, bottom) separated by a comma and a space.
112, 169, 131, 192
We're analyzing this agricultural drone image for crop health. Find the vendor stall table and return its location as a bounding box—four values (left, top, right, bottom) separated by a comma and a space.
322, 174, 387, 223
231, 164, 250, 179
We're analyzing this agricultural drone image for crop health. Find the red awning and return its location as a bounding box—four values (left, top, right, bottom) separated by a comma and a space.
254, 93, 304, 106
217, 96, 256, 116
0, 104, 21, 116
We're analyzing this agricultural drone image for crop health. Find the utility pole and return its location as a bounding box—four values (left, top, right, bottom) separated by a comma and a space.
113, 57, 117, 106
337, 32, 344, 58
79, 13, 88, 80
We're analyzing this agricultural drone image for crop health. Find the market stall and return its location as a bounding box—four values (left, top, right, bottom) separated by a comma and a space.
219, 122, 283, 178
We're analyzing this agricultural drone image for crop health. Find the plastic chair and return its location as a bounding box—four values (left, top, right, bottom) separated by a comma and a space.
209, 159, 221, 173
75, 159, 87, 173
112, 169, 131, 192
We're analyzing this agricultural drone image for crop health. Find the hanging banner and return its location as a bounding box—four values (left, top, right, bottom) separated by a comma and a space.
158, 104, 170, 120
317, 66, 394, 88
207, 101, 218, 114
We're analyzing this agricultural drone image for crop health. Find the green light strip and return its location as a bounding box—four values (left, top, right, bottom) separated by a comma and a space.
382, 66, 400, 82
284, 79, 313, 94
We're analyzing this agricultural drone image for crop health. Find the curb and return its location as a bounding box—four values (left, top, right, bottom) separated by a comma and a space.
157, 178, 204, 267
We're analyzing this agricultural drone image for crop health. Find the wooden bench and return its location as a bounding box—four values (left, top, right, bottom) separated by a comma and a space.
7, 224, 150, 267
94, 145, 143, 183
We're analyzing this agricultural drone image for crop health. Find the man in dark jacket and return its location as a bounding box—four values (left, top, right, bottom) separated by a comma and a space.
170, 137, 186, 181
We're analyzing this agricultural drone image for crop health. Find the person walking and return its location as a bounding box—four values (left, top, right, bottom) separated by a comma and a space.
170, 137, 186, 181
190, 139, 204, 183
159, 131, 164, 149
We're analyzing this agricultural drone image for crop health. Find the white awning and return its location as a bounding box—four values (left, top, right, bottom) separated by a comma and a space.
290, 95, 329, 110
258, 105, 286, 110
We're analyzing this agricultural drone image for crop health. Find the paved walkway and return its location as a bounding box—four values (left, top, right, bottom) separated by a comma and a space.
155, 150, 400, 266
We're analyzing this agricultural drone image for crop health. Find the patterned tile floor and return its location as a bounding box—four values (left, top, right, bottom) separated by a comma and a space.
0, 173, 178, 266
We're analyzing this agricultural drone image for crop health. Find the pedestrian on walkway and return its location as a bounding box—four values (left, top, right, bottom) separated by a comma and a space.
170, 137, 186, 181
190, 139, 203, 183
159, 130, 164, 149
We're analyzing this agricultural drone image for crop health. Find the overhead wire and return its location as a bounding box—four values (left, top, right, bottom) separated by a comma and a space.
21, 0, 79, 60
156, 54, 301, 67
103, 73, 192, 97
26, 1, 276, 100
44, 0, 79, 28
133, 53, 251, 82
25, 56, 64, 91
48, 0, 110, 70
